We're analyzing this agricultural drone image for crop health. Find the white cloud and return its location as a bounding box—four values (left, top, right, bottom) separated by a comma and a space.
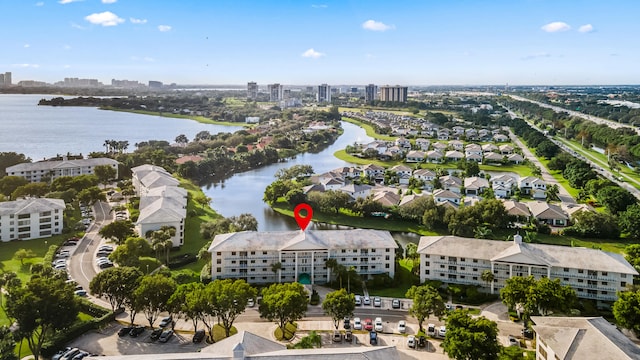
578, 24, 594, 33
362, 19, 394, 32
35, 2, 44, 6
13, 63, 40, 68
85, 11, 124, 26
301, 48, 325, 59
541, 21, 571, 33
71, 22, 85, 30
158, 25, 172, 32
59, 0, 83, 4
102, 0, 117, 3
24, 44, 30, 48
311, 4, 327, 8
521, 52, 551, 60
130, 17, 147, 24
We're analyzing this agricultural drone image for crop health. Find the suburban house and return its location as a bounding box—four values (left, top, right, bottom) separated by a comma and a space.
0, 198, 65, 241
399, 193, 427, 207
464, 176, 489, 195
426, 150, 444, 163
132, 165, 186, 247
433, 189, 461, 205
466, 153, 483, 163
563, 203, 593, 219
372, 191, 400, 207
483, 152, 504, 164
465, 128, 478, 140
465, 143, 483, 156
445, 150, 464, 162
527, 201, 569, 227
493, 134, 509, 142
320, 177, 344, 191
418, 234, 638, 301
499, 144, 514, 154
395, 137, 411, 149
482, 143, 498, 153
503, 200, 531, 220
208, 229, 397, 284
520, 177, 547, 199
507, 153, 524, 164
531, 317, 640, 360
362, 164, 385, 178
89, 330, 401, 360
415, 138, 430, 150
491, 175, 516, 198
432, 142, 448, 152
405, 150, 425, 163
437, 129, 450, 140
6, 157, 119, 183
413, 168, 436, 182
338, 184, 372, 200
365, 140, 388, 155
390, 164, 412, 178
440, 175, 462, 193
449, 140, 464, 151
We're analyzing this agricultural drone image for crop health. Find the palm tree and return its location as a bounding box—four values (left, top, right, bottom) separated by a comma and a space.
545, 184, 560, 202
270, 262, 282, 283
325, 258, 338, 284
481, 270, 495, 293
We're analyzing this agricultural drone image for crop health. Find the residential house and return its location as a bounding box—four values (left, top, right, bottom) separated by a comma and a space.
413, 169, 436, 182
466, 153, 483, 163
415, 138, 430, 151
478, 129, 492, 141
519, 177, 547, 199
449, 140, 464, 151
365, 140, 388, 155
502, 200, 531, 219
499, 144, 514, 155
362, 164, 385, 179
445, 150, 465, 162
464, 176, 489, 196
532, 317, 640, 360
563, 203, 594, 219
372, 191, 400, 207
507, 153, 524, 164
399, 193, 427, 207
432, 142, 448, 152
320, 177, 344, 191
338, 184, 372, 200
405, 150, 426, 163
390, 165, 412, 178
395, 137, 411, 150
418, 234, 638, 301
437, 129, 450, 141
527, 201, 569, 227
491, 175, 516, 198
465, 128, 478, 140
440, 175, 462, 193
465, 143, 483, 156
481, 143, 498, 153
483, 152, 504, 164
452, 126, 465, 137
6, 157, 119, 183
426, 150, 444, 163
0, 198, 65, 241
493, 134, 509, 142
433, 189, 461, 205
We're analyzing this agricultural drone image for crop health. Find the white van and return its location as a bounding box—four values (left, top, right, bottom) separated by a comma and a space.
427, 323, 436, 337
355, 295, 362, 306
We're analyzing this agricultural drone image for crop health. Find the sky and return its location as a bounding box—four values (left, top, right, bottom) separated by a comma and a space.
1, 0, 639, 86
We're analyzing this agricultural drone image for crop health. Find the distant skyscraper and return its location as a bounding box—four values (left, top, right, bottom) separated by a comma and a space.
365, 84, 378, 102
268, 83, 283, 102
0, 73, 4, 87
247, 81, 258, 100
379, 85, 408, 103
148, 80, 163, 88
1, 72, 11, 87
317, 83, 331, 103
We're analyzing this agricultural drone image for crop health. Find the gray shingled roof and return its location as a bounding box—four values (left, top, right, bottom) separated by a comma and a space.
0, 198, 65, 216
7, 158, 118, 172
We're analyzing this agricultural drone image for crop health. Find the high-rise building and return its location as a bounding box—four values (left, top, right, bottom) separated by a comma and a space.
1, 72, 11, 87
0, 73, 4, 86
148, 80, 163, 88
379, 85, 408, 103
317, 83, 331, 103
365, 84, 378, 102
268, 83, 283, 102
247, 81, 258, 100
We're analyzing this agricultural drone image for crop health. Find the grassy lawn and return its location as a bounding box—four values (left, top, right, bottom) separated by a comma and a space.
100, 107, 252, 128
175, 179, 223, 257
368, 259, 417, 298
212, 324, 238, 342
274, 322, 298, 341
341, 117, 397, 141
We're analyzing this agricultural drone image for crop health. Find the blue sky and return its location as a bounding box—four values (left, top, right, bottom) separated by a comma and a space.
1, 0, 638, 85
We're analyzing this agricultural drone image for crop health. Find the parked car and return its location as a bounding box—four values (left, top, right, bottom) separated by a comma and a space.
391, 298, 400, 309
60, 349, 80, 360
63, 240, 78, 246
522, 328, 534, 339
363, 295, 371, 305
118, 327, 133, 337
96, 251, 112, 257
369, 331, 378, 345
72, 351, 89, 360
418, 335, 427, 348
407, 335, 416, 348
353, 317, 362, 330
150, 328, 163, 341
397, 320, 406, 334
343, 317, 351, 330
52, 348, 73, 360
508, 336, 519, 347
364, 318, 373, 331
373, 297, 382, 307
57, 250, 71, 258
99, 262, 114, 269
129, 326, 145, 337
332, 330, 342, 343
192, 329, 206, 343
438, 326, 447, 338
74, 289, 87, 297
247, 298, 255, 307
374, 317, 383, 332
159, 316, 173, 328
345, 330, 353, 343
427, 323, 436, 337
354, 294, 361, 306
158, 329, 173, 343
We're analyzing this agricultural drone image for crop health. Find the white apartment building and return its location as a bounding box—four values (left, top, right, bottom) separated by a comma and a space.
131, 165, 186, 247
0, 198, 65, 241
418, 235, 637, 302
209, 229, 397, 284
6, 157, 119, 183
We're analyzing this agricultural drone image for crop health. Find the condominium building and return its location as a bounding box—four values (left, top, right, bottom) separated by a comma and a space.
379, 85, 408, 103
208, 229, 397, 284
418, 235, 637, 302
131, 165, 186, 247
268, 83, 283, 102
0, 72, 11, 87
317, 83, 331, 103
6, 157, 119, 183
247, 81, 258, 100
0, 198, 65, 241
365, 84, 378, 102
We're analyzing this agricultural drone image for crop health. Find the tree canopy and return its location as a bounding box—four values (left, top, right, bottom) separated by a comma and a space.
99, 220, 135, 244
259, 282, 308, 334
442, 310, 501, 360
89, 266, 143, 312
133, 274, 177, 327
321, 289, 355, 330
613, 289, 640, 337
405, 284, 445, 331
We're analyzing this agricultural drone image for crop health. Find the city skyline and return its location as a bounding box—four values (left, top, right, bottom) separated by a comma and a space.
1, 0, 639, 86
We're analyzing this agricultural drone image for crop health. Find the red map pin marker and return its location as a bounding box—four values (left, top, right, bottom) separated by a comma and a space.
294, 203, 313, 231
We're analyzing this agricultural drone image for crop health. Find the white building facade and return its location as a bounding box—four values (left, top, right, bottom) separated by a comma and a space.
6, 157, 119, 183
418, 235, 637, 302
209, 229, 397, 285
0, 198, 65, 241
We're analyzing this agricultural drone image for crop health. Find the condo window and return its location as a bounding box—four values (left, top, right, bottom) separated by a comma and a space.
342, 249, 346, 253
563, 268, 569, 272
578, 269, 584, 274
602, 281, 608, 286
425, 270, 430, 275
472, 259, 478, 263
251, 251, 255, 255
231, 260, 236, 264
216, 259, 221, 264
622, 282, 627, 287
231, 252, 236, 255
460, 258, 465, 262
425, 262, 430, 266
602, 272, 608, 276
263, 251, 267, 255
473, 277, 478, 281
216, 267, 221, 273
262, 260, 267, 263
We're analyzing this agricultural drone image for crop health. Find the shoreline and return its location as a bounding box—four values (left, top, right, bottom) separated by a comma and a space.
99, 106, 252, 128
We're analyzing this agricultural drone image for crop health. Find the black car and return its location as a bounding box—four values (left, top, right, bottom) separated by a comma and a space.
418, 336, 427, 348
118, 326, 133, 337
129, 326, 145, 337
345, 330, 353, 343
369, 331, 378, 345
150, 328, 163, 341
96, 251, 112, 257
522, 328, 534, 339
158, 330, 173, 343
99, 262, 114, 269
192, 329, 206, 343
159, 316, 173, 328
343, 318, 351, 330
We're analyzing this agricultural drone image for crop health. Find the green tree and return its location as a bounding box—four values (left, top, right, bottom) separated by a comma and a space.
133, 274, 177, 327
499, 345, 524, 360
545, 184, 560, 201
563, 160, 596, 189
259, 282, 309, 336
564, 211, 620, 239
0, 152, 30, 177
207, 279, 257, 337
620, 204, 640, 239
307, 190, 351, 214
596, 186, 637, 214
405, 243, 419, 262
175, 134, 189, 145
109, 237, 152, 267
77, 186, 106, 205
263, 179, 296, 205
270, 262, 282, 283
11, 182, 49, 199
167, 282, 204, 332
613, 290, 640, 337
481, 270, 495, 292
321, 289, 355, 330
12, 248, 37, 266
89, 266, 143, 312
500, 276, 575, 320
0, 176, 28, 199
405, 284, 445, 331
535, 277, 576, 316
0, 326, 18, 360
442, 310, 500, 360
99, 220, 135, 244
275, 165, 314, 181
398, 195, 433, 222
624, 244, 640, 273
500, 276, 537, 318
93, 164, 117, 187
6, 276, 79, 360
